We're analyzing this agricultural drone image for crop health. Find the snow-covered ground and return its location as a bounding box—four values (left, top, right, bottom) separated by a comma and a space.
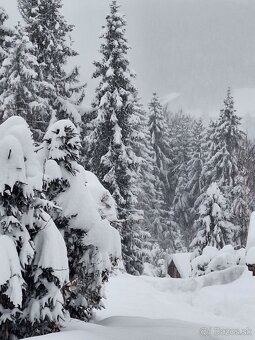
26, 268, 255, 340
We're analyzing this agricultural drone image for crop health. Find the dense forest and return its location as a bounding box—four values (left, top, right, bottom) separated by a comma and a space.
0, 0, 254, 339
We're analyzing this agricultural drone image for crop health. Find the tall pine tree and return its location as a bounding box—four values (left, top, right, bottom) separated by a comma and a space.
0, 7, 12, 68
0, 23, 52, 140
192, 89, 244, 251
203, 88, 243, 192
148, 93, 182, 252
18, 0, 85, 129
85, 0, 145, 275
0, 7, 13, 122
169, 112, 193, 247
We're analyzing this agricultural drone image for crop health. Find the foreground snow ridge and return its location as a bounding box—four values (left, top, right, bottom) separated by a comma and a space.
25, 270, 255, 340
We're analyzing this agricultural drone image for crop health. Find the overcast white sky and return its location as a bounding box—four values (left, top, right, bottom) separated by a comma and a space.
1, 0, 255, 129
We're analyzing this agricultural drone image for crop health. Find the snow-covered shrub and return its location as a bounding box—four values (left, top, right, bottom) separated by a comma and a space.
39, 119, 121, 321
143, 243, 168, 277
191, 182, 234, 252
0, 117, 69, 339
191, 244, 245, 277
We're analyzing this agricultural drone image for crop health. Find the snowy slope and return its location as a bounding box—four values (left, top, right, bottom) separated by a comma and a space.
25, 270, 255, 340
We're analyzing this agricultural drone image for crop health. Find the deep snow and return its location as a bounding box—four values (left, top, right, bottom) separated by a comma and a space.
25, 269, 255, 340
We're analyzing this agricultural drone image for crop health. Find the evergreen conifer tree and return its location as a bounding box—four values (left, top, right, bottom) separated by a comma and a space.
190, 182, 234, 252
195, 89, 244, 249
169, 112, 193, 246
0, 24, 52, 141
0, 7, 13, 122
232, 138, 251, 247
203, 88, 243, 192
186, 119, 205, 233
0, 7, 12, 70
148, 93, 170, 201
40, 119, 121, 320
86, 0, 145, 275
187, 119, 205, 205
0, 116, 68, 339
148, 93, 182, 251
18, 0, 85, 127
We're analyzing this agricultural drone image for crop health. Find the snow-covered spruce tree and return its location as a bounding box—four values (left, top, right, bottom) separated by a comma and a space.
148, 94, 183, 252
0, 23, 52, 141
245, 139, 255, 208
18, 0, 85, 127
202, 88, 243, 193
0, 7, 13, 122
232, 173, 250, 247
187, 119, 205, 207
0, 7, 12, 68
129, 93, 154, 262
148, 93, 170, 202
86, 1, 145, 275
197, 89, 244, 248
186, 119, 206, 230
190, 182, 234, 253
167, 112, 192, 203
0, 116, 68, 339
148, 94, 169, 249
232, 138, 251, 247
0, 7, 12, 71
169, 112, 194, 246
39, 119, 121, 321
0, 236, 24, 339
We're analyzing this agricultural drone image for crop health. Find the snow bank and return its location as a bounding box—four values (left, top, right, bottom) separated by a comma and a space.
23, 268, 255, 340
96, 272, 254, 336
143, 266, 246, 294
191, 245, 245, 277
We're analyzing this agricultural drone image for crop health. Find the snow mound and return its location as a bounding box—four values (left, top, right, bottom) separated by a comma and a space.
0, 116, 42, 194
191, 245, 245, 277
85, 170, 117, 222
55, 168, 102, 232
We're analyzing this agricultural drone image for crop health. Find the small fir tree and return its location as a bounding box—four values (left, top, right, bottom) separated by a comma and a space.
190, 182, 234, 252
